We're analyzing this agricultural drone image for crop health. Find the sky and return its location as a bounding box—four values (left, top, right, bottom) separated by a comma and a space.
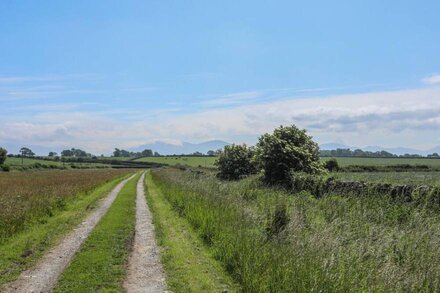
1, 0, 440, 154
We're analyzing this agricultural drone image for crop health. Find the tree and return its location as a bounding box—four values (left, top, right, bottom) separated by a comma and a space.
48, 151, 58, 157
324, 158, 339, 172
61, 149, 73, 157
61, 148, 90, 157
0, 147, 7, 165
119, 149, 130, 157
256, 125, 323, 184
20, 147, 35, 157
207, 150, 215, 156
215, 144, 257, 180
141, 149, 153, 157
113, 148, 121, 157
154, 151, 160, 157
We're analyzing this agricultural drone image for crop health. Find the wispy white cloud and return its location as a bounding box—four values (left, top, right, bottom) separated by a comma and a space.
422, 74, 440, 85
0, 73, 99, 84
2, 86, 440, 153
199, 91, 263, 107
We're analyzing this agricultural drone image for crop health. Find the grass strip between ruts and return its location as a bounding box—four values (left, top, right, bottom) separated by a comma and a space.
54, 172, 140, 292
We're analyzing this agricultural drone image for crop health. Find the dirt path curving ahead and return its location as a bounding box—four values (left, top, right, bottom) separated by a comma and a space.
2, 174, 136, 293
124, 172, 167, 293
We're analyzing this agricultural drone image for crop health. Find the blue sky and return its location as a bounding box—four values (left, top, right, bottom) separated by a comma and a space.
1, 0, 440, 154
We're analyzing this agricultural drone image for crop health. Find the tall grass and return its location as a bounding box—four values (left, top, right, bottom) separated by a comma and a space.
152, 168, 440, 292
0, 169, 132, 241
333, 171, 440, 185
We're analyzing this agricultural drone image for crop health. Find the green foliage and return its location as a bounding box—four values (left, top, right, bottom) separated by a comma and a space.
142, 149, 153, 157
288, 172, 440, 210
324, 158, 339, 172
152, 168, 440, 292
267, 202, 289, 237
215, 144, 257, 180
320, 148, 398, 158
61, 148, 90, 157
1, 165, 10, 172
0, 148, 7, 165
19, 147, 35, 157
256, 125, 323, 184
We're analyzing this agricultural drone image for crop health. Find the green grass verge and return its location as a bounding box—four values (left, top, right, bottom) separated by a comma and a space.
0, 174, 131, 286
54, 173, 140, 292
145, 172, 238, 292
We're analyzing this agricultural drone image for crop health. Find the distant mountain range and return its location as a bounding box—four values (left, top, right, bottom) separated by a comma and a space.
132, 140, 440, 156
320, 143, 440, 156
130, 140, 230, 155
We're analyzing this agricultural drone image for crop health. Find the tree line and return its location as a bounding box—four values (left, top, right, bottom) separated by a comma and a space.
112, 148, 160, 158
320, 148, 440, 158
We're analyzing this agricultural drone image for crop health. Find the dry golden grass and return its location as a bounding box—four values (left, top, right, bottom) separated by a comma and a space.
0, 169, 132, 241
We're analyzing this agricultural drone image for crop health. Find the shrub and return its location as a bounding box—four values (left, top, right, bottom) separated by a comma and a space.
267, 202, 289, 238
0, 147, 7, 165
324, 158, 339, 172
215, 144, 257, 180
256, 125, 323, 184
1, 164, 10, 172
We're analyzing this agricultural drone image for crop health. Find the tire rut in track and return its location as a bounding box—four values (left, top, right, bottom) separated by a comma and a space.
124, 172, 167, 293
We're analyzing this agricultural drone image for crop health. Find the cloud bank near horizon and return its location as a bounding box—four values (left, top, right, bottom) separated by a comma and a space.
2, 84, 440, 154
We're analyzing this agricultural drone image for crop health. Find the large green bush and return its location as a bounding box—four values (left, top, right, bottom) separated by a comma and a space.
324, 158, 339, 172
256, 125, 323, 184
215, 144, 257, 180
0, 148, 7, 165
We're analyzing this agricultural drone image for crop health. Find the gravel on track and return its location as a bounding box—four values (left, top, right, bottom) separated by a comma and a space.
124, 172, 167, 293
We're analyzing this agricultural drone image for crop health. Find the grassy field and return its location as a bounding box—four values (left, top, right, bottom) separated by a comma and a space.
145, 172, 237, 292
0, 169, 132, 240
322, 156, 440, 167
135, 156, 217, 167
0, 170, 132, 286
135, 155, 440, 169
5, 157, 111, 170
151, 168, 440, 292
55, 173, 140, 292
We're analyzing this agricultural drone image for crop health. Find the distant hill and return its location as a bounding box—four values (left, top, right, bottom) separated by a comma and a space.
131, 140, 230, 155
319, 143, 351, 150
